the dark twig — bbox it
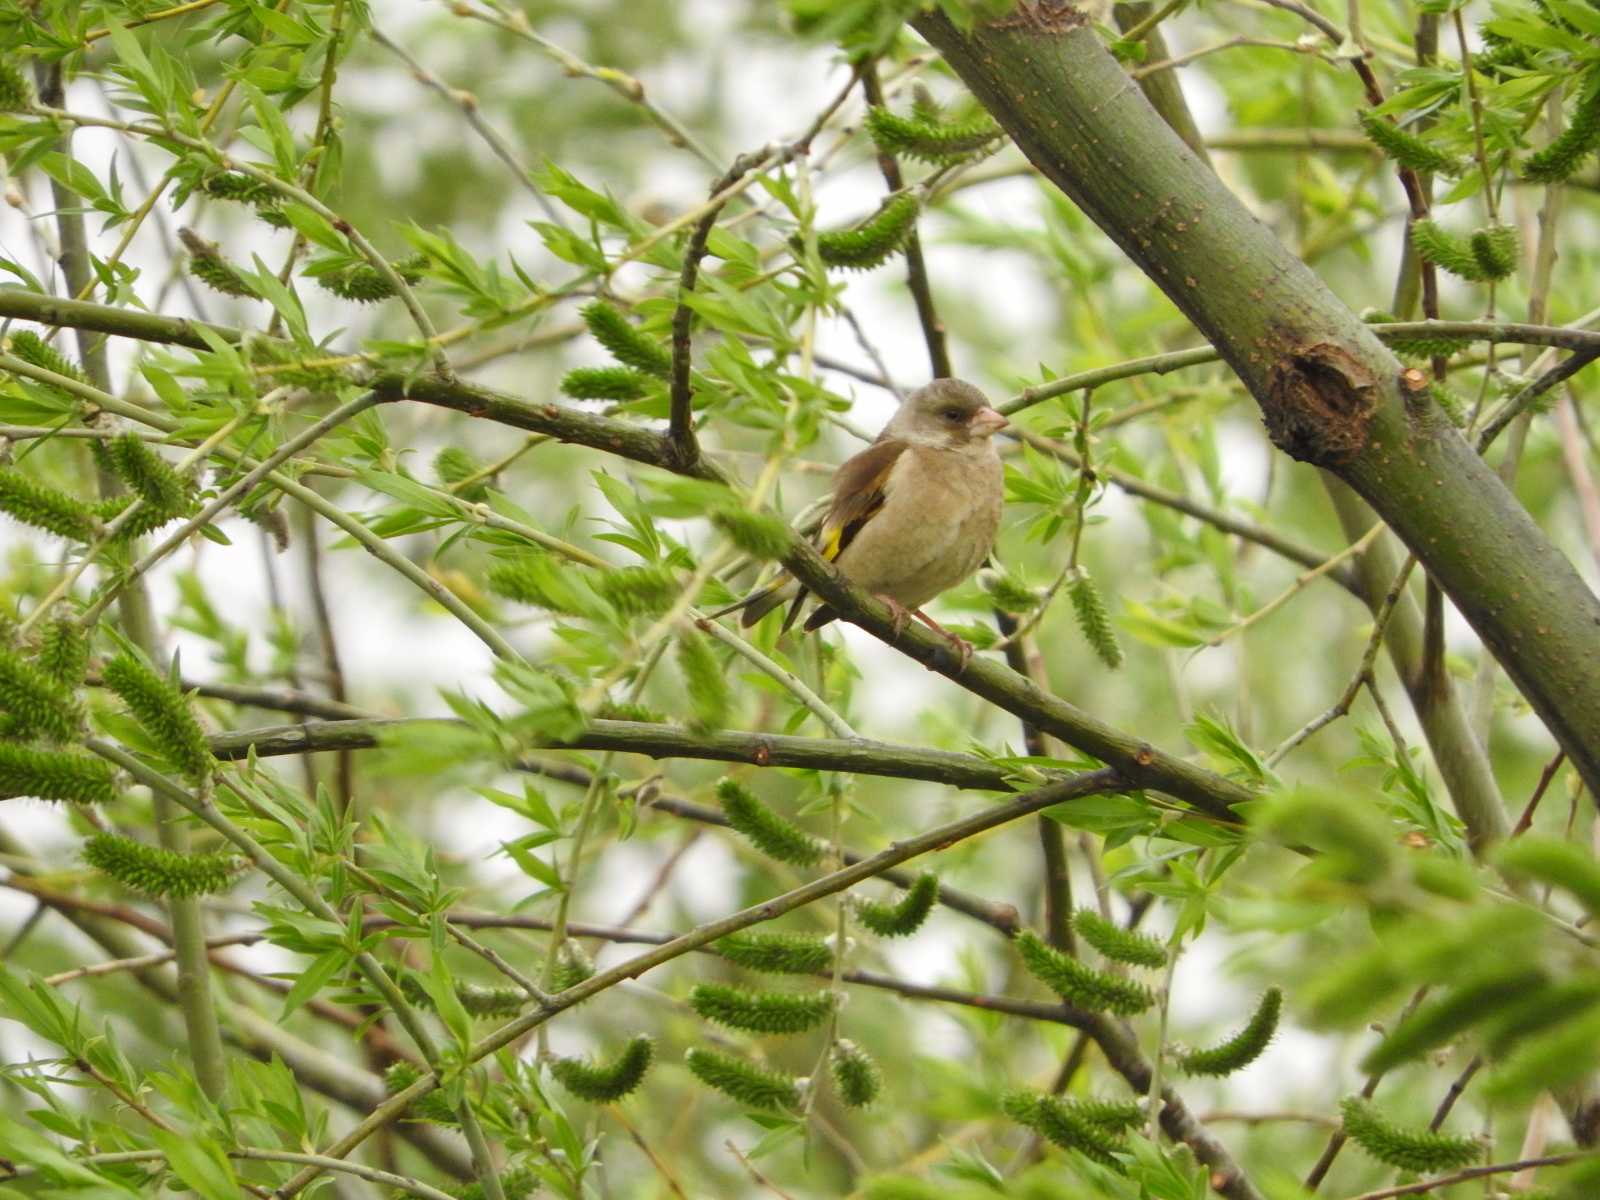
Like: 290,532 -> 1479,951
1477,348 -> 1600,452
300,503 -> 354,810
1304,988 -> 1429,1191
861,63 -> 952,379
1512,751 -> 1567,836
1428,1056 -> 1482,1132
1342,1152 -> 1593,1200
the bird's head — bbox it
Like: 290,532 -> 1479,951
882,379 -> 1009,449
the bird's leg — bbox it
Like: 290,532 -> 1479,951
874,593 -> 913,641
911,608 -> 975,673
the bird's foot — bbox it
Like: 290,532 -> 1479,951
911,608 -> 975,673
874,593 -> 913,641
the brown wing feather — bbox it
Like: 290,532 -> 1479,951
785,439 -> 908,633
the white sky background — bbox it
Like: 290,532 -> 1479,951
4,0 -> 1569,1159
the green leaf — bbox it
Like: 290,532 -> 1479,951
148,1130 -> 244,1200
277,948 -> 347,1021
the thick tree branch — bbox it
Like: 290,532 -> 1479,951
913,5 -> 1600,801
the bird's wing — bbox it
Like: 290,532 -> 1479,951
781,439 -> 909,632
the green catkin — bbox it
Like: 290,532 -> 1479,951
863,106 -> 1003,164
433,446 -> 489,501
714,930 -> 833,974
246,339 -> 348,390
550,1036 -> 655,1102
1071,910 -> 1166,968
1073,1098 -> 1146,1132
595,699 -> 668,723
1430,382 -> 1468,427
684,1047 -> 800,1111
1469,224 -> 1520,281
580,302 -> 672,378
1489,1005 -> 1600,1101
101,652 -> 213,782
1365,311 -> 1471,361
717,778 -> 824,867
1495,837 -> 1600,917
82,833 -> 243,898
592,565 -> 679,617
107,433 -> 191,517
313,255 -> 426,303
688,984 -> 836,1034
1014,929 -> 1156,1015
711,507 -> 793,560
980,570 -> 1040,613
1357,110 -> 1465,177
0,470 -> 98,542
1362,972 -> 1542,1074
179,228 -> 253,298
0,647 -> 83,742
197,172 -> 289,227
35,619 -> 88,689
7,330 -> 85,383
1412,220 -> 1515,283
1001,1092 -> 1127,1171
1178,987 -> 1283,1077
452,1166 -> 538,1200
485,554 -> 610,618
856,873 -> 937,937
1483,977 -> 1600,1059
561,365 -> 654,401
861,1180 -> 943,1200
1339,1097 -> 1478,1173
676,628 -> 730,733
95,494 -> 185,541
399,973 -> 527,1018
1524,82 -> 1600,183
0,744 -> 118,804
1068,570 -> 1123,669
383,1062 -> 458,1124
810,192 -> 920,270
550,941 -> 594,991
831,1039 -> 881,1107
0,60 -> 32,111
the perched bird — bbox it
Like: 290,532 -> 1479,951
723,378 -> 1008,664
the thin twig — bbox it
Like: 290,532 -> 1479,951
1340,1152 -> 1593,1200
861,63 -> 951,379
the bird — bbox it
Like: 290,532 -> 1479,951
718,378 -> 1008,666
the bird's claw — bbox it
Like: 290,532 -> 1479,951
875,594 -> 913,641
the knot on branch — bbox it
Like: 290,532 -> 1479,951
1263,340 -> 1378,467
989,1 -> 1090,31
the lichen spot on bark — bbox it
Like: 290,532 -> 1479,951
1263,340 -> 1378,467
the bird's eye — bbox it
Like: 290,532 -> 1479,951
941,407 -> 964,421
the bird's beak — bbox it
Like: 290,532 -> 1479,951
971,407 -> 1009,438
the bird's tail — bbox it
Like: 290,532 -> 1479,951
704,576 -> 799,627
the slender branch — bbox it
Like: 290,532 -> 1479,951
1476,348 -> 1600,452
369,25 -> 564,224
861,63 -> 952,379
1428,1056 -> 1482,1132
667,157 -> 758,470
1512,751 -> 1567,837
204,715 -> 1061,794
1340,1153 -> 1593,1200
